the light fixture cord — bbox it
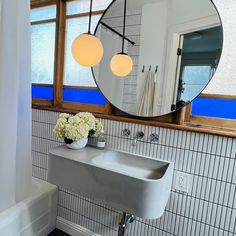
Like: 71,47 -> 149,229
88,0 -> 93,34
122,0 -> 127,53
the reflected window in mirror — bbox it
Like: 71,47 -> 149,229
177,65 -> 212,106
176,26 -> 223,109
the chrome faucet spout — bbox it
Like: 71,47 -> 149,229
132,137 -> 138,146
132,131 -> 144,146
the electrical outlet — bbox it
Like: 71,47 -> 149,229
174,171 -> 192,194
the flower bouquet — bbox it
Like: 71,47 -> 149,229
54,112 -> 103,150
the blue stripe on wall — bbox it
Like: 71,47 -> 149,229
63,88 -> 106,105
32,85 -> 53,100
192,97 -> 236,119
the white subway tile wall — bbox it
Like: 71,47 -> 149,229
103,8 -> 142,114
32,109 -> 236,236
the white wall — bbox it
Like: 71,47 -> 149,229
204,0 -> 236,95
168,0 -> 218,25
32,109 -> 236,236
138,2 -> 168,69
137,1 -> 168,113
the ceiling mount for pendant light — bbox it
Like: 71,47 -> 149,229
72,0 -> 103,67
110,0 -> 133,77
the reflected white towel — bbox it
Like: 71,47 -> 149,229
138,71 -> 157,116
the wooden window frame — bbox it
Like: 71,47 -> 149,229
31,0 -> 111,114
31,0 -> 236,138
180,94 -> 236,130
31,1 -> 57,107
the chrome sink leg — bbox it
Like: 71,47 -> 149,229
118,212 -> 135,236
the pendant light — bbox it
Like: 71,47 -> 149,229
110,0 -> 133,77
72,0 -> 104,67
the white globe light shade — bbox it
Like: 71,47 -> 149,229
110,53 -> 133,77
72,33 -> 104,67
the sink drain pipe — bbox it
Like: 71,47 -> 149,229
118,212 -> 135,236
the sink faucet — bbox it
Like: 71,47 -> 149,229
132,131 -> 144,146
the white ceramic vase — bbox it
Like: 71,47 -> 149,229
66,137 -> 88,150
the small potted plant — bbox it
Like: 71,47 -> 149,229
54,112 -> 103,150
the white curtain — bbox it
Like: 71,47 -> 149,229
0,0 -> 32,211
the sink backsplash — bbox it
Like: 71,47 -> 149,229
32,109 -> 236,236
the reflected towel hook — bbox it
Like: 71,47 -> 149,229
142,65 -> 158,73
155,65 -> 158,73
142,66 -> 145,73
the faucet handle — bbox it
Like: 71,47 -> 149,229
135,131 -> 144,139
122,128 -> 131,137
150,133 -> 159,143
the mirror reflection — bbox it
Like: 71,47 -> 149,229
93,0 -> 223,117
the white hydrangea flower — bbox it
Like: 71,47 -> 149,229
54,117 -> 68,139
93,120 -> 103,137
59,113 -> 70,119
68,115 -> 83,126
54,112 -> 104,142
76,112 -> 96,131
64,116 -> 90,141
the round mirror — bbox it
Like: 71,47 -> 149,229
93,0 -> 223,117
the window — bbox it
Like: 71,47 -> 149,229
179,65 -> 212,102
192,96 -> 236,120
31,0 -> 111,113
64,16 -> 99,87
31,1 -> 235,135
66,0 -> 111,15
63,5 -> 106,107
184,94 -> 236,129
178,64 -> 236,130
176,25 -> 236,131
31,5 -> 56,104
